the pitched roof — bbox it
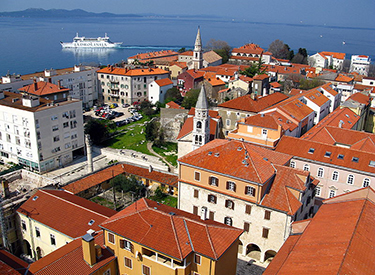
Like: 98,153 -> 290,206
319,51 -> 346,60
276,136 -> 375,174
218,92 -> 288,113
166,101 -> 184,109
155,78 -> 173,87
178,139 -> 291,184
347,92 -> 371,105
187,108 -> 219,117
335,74 -> 354,83
176,116 -> 218,140
18,81 -> 69,96
63,163 -> 178,194
97,67 -> 169,76
264,187 -> 375,275
253,74 -> 269,80
203,50 -> 222,63
242,114 -> 280,130
232,43 -> 272,55
29,232 -> 116,275
270,82 -> 281,88
100,198 -> 242,261
128,50 -> 178,61
0,249 -> 28,275
196,85 -> 208,109
184,69 -> 205,79
17,190 -> 116,238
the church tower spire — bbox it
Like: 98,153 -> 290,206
192,26 -> 203,70
192,85 -> 210,151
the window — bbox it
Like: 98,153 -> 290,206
108,232 -> 115,244
303,164 -> 310,171
21,220 -> 26,231
51,115 -> 58,121
262,129 -> 268,136
226,181 -> 236,191
224,217 -> 232,226
308,148 -> 315,154
347,174 -> 354,185
53,136 -> 60,142
120,239 -> 132,251
315,186 -> 321,196
50,234 -> 56,246
332,171 -> 339,181
194,172 -> 200,181
226,119 -> 231,127
329,189 -> 336,198
290,161 -> 296,168
324,151 -> 332,158
245,205 -> 252,215
193,189 -> 199,198
209,211 -> 215,220
262,228 -> 269,238
225,200 -> 234,210
35,227 -> 40,238
194,254 -> 201,265
63,122 -> 69,128
245,186 -> 256,197
124,257 -> 132,269
208,195 -> 217,204
317,167 -> 324,178
244,222 -> 250,232
142,265 -> 151,275
337,154 -> 344,160
103,269 -> 111,275
209,176 -> 218,187
363,178 -> 370,187
52,125 -> 59,131
193,206 -> 198,215
264,210 -> 271,220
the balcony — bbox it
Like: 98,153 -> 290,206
142,248 -> 186,269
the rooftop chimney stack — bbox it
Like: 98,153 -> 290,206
82,233 -> 96,266
33,79 -> 38,91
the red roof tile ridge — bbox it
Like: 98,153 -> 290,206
204,224 -> 218,260
40,190 -> 111,219
324,127 -> 336,143
352,136 -> 375,150
243,143 -> 263,183
337,199 -> 367,274
169,216 -> 184,260
284,187 -> 295,215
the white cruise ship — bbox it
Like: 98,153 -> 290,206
60,33 -> 122,48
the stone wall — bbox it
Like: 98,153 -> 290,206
160,108 -> 188,141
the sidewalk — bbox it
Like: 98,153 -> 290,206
147,142 -> 176,174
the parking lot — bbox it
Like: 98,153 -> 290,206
84,105 -> 143,125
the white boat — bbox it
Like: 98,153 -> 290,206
60,33 -> 122,48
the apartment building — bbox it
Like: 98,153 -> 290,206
178,139 -> 317,263
229,44 -> 273,64
97,66 -> 170,105
17,189 -> 116,260
100,198 -> 242,275
1,65 -> 99,108
350,55 -> 371,76
0,90 -> 84,173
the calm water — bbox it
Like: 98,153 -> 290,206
1,16 -> 374,76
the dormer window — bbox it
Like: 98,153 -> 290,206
324,151 -> 331,158
352,157 -> 359,163
337,154 -> 344,160
308,148 -> 315,154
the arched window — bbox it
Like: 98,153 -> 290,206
209,176 -> 219,187
332,171 -> 339,181
224,217 -> 232,226
363,178 -> 370,187
226,181 -> 236,192
245,186 -> 256,197
208,195 -> 217,204
303,164 -> 310,171
317,167 -> 324,178
196,121 -> 202,129
290,161 -> 296,168
225,200 -> 234,210
347,174 -> 354,185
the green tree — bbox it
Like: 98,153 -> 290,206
206,39 -> 232,63
181,88 -> 200,109
145,119 -> 160,141
84,118 -> 110,145
239,57 -> 266,77
165,87 -> 183,103
178,47 -> 186,53
291,48 -> 308,64
111,174 -> 145,195
299,78 -> 325,90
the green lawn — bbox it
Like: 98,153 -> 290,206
152,142 -> 178,166
149,195 -> 177,208
102,117 -> 152,155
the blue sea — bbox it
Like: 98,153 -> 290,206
0,16 -> 374,76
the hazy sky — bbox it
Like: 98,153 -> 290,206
2,0 -> 375,28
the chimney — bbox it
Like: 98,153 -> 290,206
1,179 -> 10,198
33,79 -> 38,91
58,80 -> 62,89
82,233 -> 96,266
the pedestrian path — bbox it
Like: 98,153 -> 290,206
147,142 -> 176,174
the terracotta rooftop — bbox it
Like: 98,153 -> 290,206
154,78 -> 173,87
97,66 -> 169,76
270,82 -> 281,88
187,107 -> 219,117
17,189 -> 116,238
184,69 -> 205,79
100,198 -> 242,261
18,81 -> 69,96
29,232 -> 116,275
179,50 -> 193,56
218,92 -> 288,113
232,43 -> 272,55
347,92 -> 371,105
335,74 -> 354,83
178,139 -> 291,184
170,61 -> 188,69
319,51 -> 346,60
63,163 -> 178,195
128,50 -> 178,61
319,82 -> 338,96
302,107 -> 360,139
176,116 -> 218,140
20,66 -> 96,81
242,113 -> 280,130
166,101 -> 184,109
264,187 -> 375,275
0,249 -> 28,275
276,136 -> 375,174
253,74 -> 269,80
203,50 -> 222,63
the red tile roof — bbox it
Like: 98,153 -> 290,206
187,107 -> 219,117
185,69 -> 205,79
264,187 -> 375,275
276,136 -> 375,174
179,51 -> 193,56
170,61 -> 188,69
319,51 -> 346,60
319,82 -> 338,96
0,249 -> 28,275
243,114 -> 280,130
17,189 -> 116,238
97,67 -> 169,76
218,92 -> 288,113
128,50 -> 178,61
232,43 -> 272,55
253,74 -> 269,80
176,116 -> 218,140
155,78 -> 173,87
166,101 -> 184,109
100,198 -> 242,261
178,139 -> 291,184
335,74 -> 354,83
29,232 -> 116,275
347,92 -> 371,105
270,82 -> 281,88
63,163 -> 178,195
18,81 -> 69,96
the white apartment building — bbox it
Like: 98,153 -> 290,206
148,78 -> 173,104
0,65 -> 99,109
0,91 -> 84,173
350,55 -> 371,76
97,66 -> 170,105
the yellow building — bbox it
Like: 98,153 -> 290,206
17,189 -> 116,260
100,198 -> 243,275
